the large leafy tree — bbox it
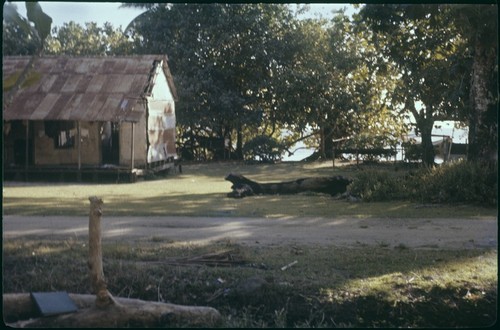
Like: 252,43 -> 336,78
346,12 -> 408,157
272,17 -> 340,158
276,11 -> 406,160
125,3 -> 297,160
361,4 -> 471,165
44,21 -> 136,55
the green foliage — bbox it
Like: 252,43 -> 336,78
3,3 -> 496,164
409,161 -> 498,206
243,135 -> 284,163
44,22 -> 135,55
3,1 -> 52,49
348,170 -> 406,202
3,16 -> 39,55
360,4 -> 471,165
401,140 -> 424,162
126,3 -> 299,160
349,161 -> 497,206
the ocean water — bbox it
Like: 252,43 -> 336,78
281,121 -> 468,162
283,146 -> 314,162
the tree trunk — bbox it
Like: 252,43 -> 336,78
407,98 -> 435,165
225,173 -> 352,198
319,126 -> 326,159
323,125 -> 334,159
468,29 -> 498,163
235,122 -> 244,160
418,115 -> 435,166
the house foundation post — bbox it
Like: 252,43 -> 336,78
24,120 -> 29,181
130,122 -> 135,182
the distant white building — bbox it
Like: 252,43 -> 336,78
404,121 -> 468,163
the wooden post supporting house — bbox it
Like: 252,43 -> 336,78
130,122 -> 135,182
24,120 -> 29,181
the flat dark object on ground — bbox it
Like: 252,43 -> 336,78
30,291 -> 78,316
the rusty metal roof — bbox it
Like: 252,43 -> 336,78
2,55 -> 178,122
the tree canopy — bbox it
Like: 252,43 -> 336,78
360,4 -> 472,164
3,2 -> 497,164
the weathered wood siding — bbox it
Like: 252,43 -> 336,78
33,121 -> 101,165
119,113 -> 147,167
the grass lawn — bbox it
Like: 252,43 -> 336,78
2,161 -> 496,218
3,238 -> 497,327
2,161 -> 497,327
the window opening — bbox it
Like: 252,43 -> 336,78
45,121 -> 76,149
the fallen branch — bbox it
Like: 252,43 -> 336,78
139,249 -> 246,267
225,173 -> 352,198
281,260 -> 298,271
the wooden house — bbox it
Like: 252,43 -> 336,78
3,55 -> 178,182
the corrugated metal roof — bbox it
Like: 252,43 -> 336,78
2,55 -> 177,122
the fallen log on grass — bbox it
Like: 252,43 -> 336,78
225,173 -> 352,198
3,293 -> 222,328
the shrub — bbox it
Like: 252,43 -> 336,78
402,140 -> 424,162
409,160 -> 498,206
348,170 -> 407,202
348,160 -> 497,206
243,135 -> 284,163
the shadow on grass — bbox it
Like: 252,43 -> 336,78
3,191 -> 496,219
2,236 -> 497,327
177,161 -> 360,181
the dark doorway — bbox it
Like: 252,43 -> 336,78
101,122 -> 119,164
10,121 -> 34,166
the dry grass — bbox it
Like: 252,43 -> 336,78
2,238 -> 497,327
2,161 -> 496,218
2,161 -> 497,327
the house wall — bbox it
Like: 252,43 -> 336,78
146,65 -> 176,163
119,114 -> 147,167
33,121 -> 101,165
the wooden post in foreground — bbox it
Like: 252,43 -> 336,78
2,198 -> 222,327
88,196 -> 116,308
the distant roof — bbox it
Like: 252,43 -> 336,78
2,55 -> 178,122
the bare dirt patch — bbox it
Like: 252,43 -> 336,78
3,215 -> 497,249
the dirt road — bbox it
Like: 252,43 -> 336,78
2,215 -> 497,249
